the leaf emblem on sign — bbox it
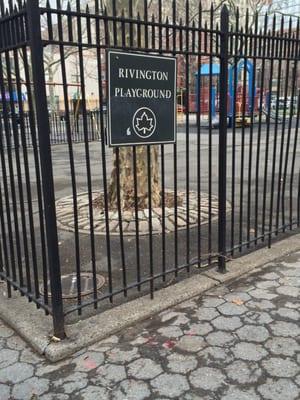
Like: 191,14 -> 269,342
136,111 -> 154,135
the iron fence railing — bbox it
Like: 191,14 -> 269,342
0,0 -> 299,338
0,111 -> 103,146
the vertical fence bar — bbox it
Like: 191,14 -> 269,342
268,17 -> 284,247
76,0 -> 90,312
128,0 -> 141,290
275,20 -> 292,235
56,0 -> 82,307
22,39 -> 49,306
246,14 -> 258,247
185,0 -> 190,271
158,0 -> 166,284
172,0 -> 178,278
262,17 -> 276,239
196,2 -> 202,263
0,179 -> 11,297
26,0 -> 65,338
218,5 -> 229,273
280,21 -> 297,232
284,22 -> 300,230
298,168 -> 300,227
0,53 -> 21,287
147,145 -> 154,298
96,3 -> 113,301
0,63 -> 16,296
208,5 -> 213,263
4,47 -> 30,288
290,90 -> 300,228
230,8 -> 239,255
239,11 -> 249,251
14,42 -> 40,298
0,183 -> 8,284
254,14 -> 268,244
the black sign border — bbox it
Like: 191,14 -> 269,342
107,49 -> 177,147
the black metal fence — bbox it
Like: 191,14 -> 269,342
0,0 -> 299,337
1,111 -> 103,146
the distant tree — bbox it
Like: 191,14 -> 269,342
40,1 -> 83,112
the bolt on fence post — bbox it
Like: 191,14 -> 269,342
218,5 -> 229,273
26,0 -> 65,338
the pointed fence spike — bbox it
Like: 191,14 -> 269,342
112,0 -> 117,16
8,0 -> 13,13
280,14 -> 284,32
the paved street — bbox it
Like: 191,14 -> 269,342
0,252 -> 300,400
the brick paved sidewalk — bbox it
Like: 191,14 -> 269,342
0,252 -> 300,400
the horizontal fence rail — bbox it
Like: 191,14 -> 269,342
0,0 -> 299,337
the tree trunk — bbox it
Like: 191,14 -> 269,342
48,46 -> 57,112
108,146 -> 161,210
105,0 -> 161,211
48,68 -> 56,112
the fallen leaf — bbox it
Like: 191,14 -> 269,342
185,330 -> 196,336
49,335 -> 61,343
83,357 -> 97,370
231,298 -> 244,305
145,336 -> 158,345
162,340 -> 176,349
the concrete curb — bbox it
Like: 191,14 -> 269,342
0,293 -> 53,356
204,233 -> 300,283
1,233 -> 300,362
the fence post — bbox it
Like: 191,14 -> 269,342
26,0 -> 65,338
218,5 -> 229,273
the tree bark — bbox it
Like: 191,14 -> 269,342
105,0 -> 161,211
48,48 -> 57,112
108,146 -> 161,210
